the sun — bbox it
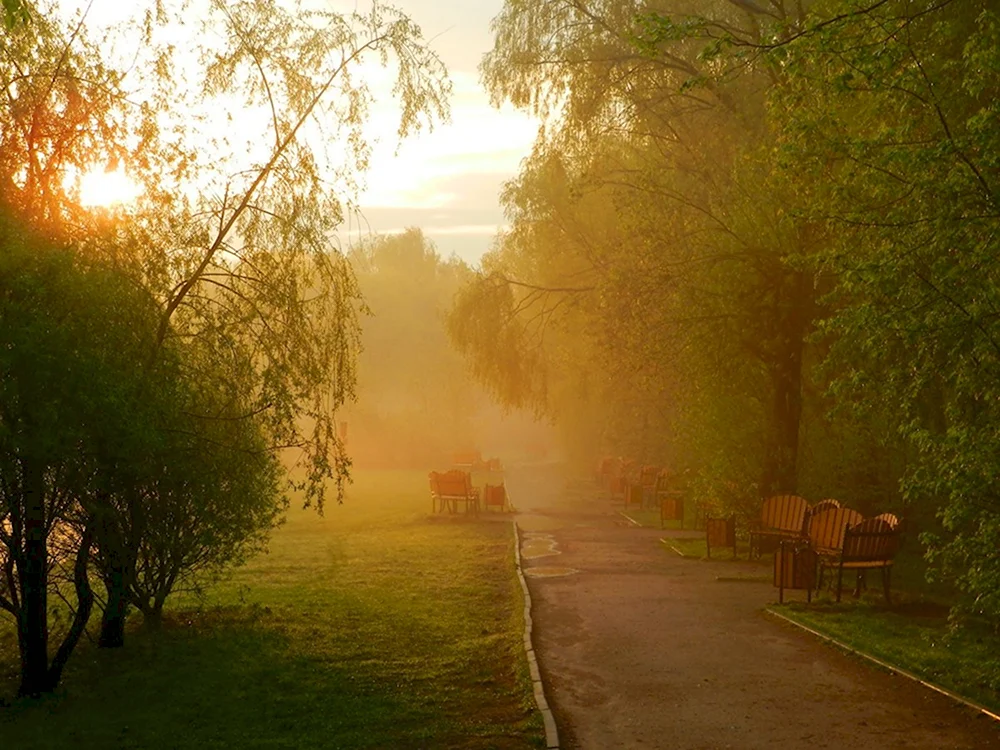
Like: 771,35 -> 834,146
77,168 -> 141,208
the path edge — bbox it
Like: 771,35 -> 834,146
512,517 -> 560,749
766,607 -> 1000,723
617,509 -> 641,527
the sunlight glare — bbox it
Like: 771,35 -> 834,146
78,168 -> 141,208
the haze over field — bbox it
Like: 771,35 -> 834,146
3,2 -> 1000,741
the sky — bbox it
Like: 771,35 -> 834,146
345,0 -> 538,266
60,0 -> 539,267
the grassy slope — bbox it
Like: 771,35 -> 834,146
0,469 -> 544,749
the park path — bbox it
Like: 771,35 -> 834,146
507,462 -> 1000,750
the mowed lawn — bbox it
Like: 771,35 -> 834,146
0,470 -> 544,749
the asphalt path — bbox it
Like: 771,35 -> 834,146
509,462 -> 1000,750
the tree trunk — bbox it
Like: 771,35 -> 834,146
759,270 -> 811,498
47,527 -> 94,689
141,604 -> 163,631
99,564 -> 130,648
16,456 -> 49,698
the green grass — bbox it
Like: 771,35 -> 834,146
660,536 -> 762,563
0,470 -> 544,749
775,597 -> 1000,715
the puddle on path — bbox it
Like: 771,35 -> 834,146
521,533 -> 560,560
524,566 -> 579,578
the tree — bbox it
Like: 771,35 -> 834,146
767,0 -> 1000,622
0,209 -> 161,696
452,0 -> 824,499
2,0 -> 28,30
92,362 -> 284,637
1,0 -> 452,689
124,0 -> 451,506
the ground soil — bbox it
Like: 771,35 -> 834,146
508,463 -> 1000,750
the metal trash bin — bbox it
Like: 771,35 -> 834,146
705,516 -> 736,559
660,494 -> 684,528
774,539 -> 816,604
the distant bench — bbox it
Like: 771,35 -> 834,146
428,470 -> 480,514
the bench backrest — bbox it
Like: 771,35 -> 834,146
621,458 -> 638,480
873,512 -> 900,530
429,470 -> 473,498
759,495 -> 810,533
842,518 -> 899,562
807,507 -> 864,551
811,498 -> 842,515
640,465 -> 660,487
453,451 -> 481,467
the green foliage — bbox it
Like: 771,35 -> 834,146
1,0 -> 28,30
459,1 -> 822,496
769,0 -> 1000,624
461,0 -> 1000,631
0,207 -> 165,693
0,0 -> 453,692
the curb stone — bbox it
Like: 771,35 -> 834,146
510,487 -> 560,749
617,510 -> 641,527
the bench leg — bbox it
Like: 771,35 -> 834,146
883,567 -> 892,605
836,563 -> 844,603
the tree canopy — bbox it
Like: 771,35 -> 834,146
452,0 -> 1000,623
0,0 -> 451,694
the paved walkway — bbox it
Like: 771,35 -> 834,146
508,463 -> 1000,750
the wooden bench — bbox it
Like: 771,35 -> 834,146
827,518 -> 900,603
807,498 -> 841,522
453,450 -> 483,470
806,506 -> 863,590
429,470 -> 480,514
807,506 -> 863,557
748,495 -> 810,558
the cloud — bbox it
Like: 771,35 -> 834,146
337,170 -> 519,264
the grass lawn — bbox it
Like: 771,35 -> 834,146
0,469 -> 544,749
773,597 -> 1000,715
